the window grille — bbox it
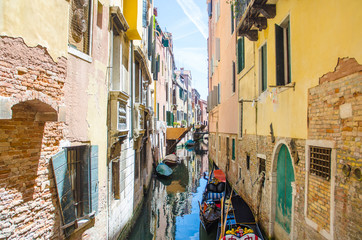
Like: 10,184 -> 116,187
69,0 -> 91,54
310,146 -> 331,180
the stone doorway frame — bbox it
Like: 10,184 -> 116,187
269,139 -> 297,240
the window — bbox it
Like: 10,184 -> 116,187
259,157 -> 266,174
226,137 -> 230,158
219,136 -> 221,151
117,100 -> 127,131
112,160 -> 120,199
239,102 -> 243,137
157,103 -> 159,121
68,0 -> 92,55
260,43 -> 267,92
51,145 -> 98,235
237,37 -> 245,73
232,138 -> 235,160
208,0 -> 213,18
216,38 -> 221,62
163,105 -> 165,121
310,146 -> 331,180
275,17 -> 291,86
231,4 -> 234,34
232,61 -> 236,93
217,83 -> 221,104
142,0 -> 148,27
166,83 -> 169,101
135,61 -> 141,103
97,1 -> 103,28
246,153 -> 250,170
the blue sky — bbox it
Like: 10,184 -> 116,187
154,0 -> 208,100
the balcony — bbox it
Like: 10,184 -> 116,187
236,0 -> 276,41
134,103 -> 146,139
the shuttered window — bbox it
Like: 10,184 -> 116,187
260,44 -> 267,92
232,138 -> 235,160
217,83 -> 221,104
52,145 -> 98,236
231,4 -> 234,34
68,0 -> 92,55
216,38 -> 221,62
232,61 -> 236,93
275,18 -> 291,86
237,37 -> 245,73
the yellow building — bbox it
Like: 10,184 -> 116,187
209,0 -> 362,239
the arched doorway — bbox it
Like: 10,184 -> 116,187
275,144 -> 295,234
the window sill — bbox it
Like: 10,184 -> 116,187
68,45 -> 92,63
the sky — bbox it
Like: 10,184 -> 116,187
154,0 -> 209,100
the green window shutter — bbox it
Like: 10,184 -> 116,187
237,37 -> 245,73
275,24 -> 285,86
261,44 -> 267,92
52,150 -> 76,231
90,145 -> 99,214
232,139 -> 235,160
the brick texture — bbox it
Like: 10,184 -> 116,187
308,58 -> 362,240
0,36 -> 66,239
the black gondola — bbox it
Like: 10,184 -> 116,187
199,169 -> 226,233
217,195 -> 265,240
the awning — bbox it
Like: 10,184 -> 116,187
123,0 -> 142,40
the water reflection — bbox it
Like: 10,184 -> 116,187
127,142 -> 216,240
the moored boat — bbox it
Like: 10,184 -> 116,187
155,162 -> 173,178
217,195 -> 265,240
162,154 -> 180,166
199,169 -> 226,233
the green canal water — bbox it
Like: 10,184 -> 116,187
127,143 -> 217,240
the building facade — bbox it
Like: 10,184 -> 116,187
0,0 -> 156,239
208,0 -> 362,240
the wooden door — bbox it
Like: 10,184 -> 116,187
276,144 -> 294,234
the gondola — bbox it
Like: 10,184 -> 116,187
199,169 -> 226,233
217,195 -> 265,240
162,154 -> 180,167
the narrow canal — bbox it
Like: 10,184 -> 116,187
126,142 -> 217,240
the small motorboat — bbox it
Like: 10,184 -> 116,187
155,162 -> 173,178
162,154 -> 180,167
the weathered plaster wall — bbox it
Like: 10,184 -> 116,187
0,0 -> 69,61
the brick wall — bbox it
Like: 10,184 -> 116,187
0,36 -> 66,239
308,57 -> 362,240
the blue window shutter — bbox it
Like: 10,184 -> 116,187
51,150 -> 76,227
90,145 -> 99,214
80,146 -> 91,215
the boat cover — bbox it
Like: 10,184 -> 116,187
231,195 -> 256,224
156,162 -> 173,176
213,169 -> 226,182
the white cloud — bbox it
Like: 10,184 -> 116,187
173,29 -> 200,41
176,0 -> 208,39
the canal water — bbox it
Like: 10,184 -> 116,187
127,142 -> 217,240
